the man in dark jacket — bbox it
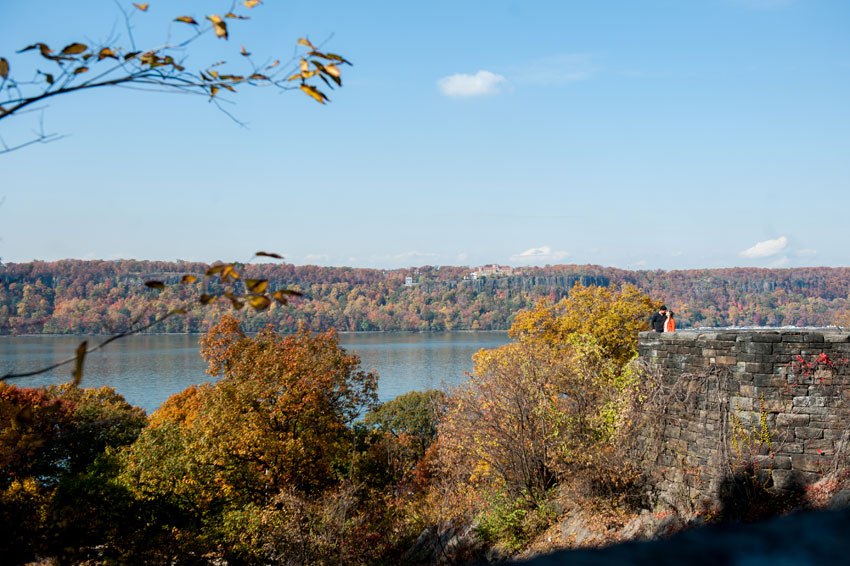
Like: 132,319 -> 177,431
650,306 -> 668,332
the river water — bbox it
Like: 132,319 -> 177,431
0,332 -> 509,413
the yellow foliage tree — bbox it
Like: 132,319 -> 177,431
509,283 -> 661,367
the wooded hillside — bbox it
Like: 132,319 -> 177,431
1,260 -> 848,334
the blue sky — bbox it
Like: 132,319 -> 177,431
2,0 -> 849,270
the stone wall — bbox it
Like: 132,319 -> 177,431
637,329 -> 850,509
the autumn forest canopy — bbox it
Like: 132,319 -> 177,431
2,259 -> 850,335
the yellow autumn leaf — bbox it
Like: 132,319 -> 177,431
97,47 -> 118,60
297,38 -> 314,49
245,279 -> 269,293
181,275 -> 198,284
207,14 -> 228,39
324,63 -> 341,78
0,58 -> 8,80
133,3 -> 149,11
240,45 -> 250,56
300,84 -> 327,104
175,16 -> 198,24
247,295 -> 271,311
221,264 -> 240,280
61,43 -> 88,55
73,66 -> 90,74
243,0 -> 262,7
144,281 -> 165,290
199,294 -> 218,305
300,58 -> 309,73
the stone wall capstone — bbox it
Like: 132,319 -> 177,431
636,329 -> 850,509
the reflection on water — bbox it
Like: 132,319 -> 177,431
0,332 -> 509,414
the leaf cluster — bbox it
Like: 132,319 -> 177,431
1,2 -> 351,153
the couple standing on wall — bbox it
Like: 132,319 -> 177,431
650,305 -> 676,332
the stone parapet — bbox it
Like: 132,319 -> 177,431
637,329 -> 850,509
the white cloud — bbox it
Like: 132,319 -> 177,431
437,70 -> 507,98
740,236 -> 788,258
795,249 -> 817,257
509,245 -> 569,264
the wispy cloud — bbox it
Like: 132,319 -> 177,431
437,70 -> 507,98
740,236 -> 788,258
509,245 -> 569,264
510,53 -> 597,85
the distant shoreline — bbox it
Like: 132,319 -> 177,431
0,329 -> 511,338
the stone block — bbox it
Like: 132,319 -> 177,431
796,407 -> 830,416
771,469 -> 799,490
752,374 -> 779,387
779,442 -> 804,454
744,342 -> 773,354
795,427 -> 824,440
776,412 -> 810,427
793,396 -> 827,407
804,439 -> 835,454
747,362 -> 774,374
716,356 -> 737,365
771,455 -> 792,469
761,399 -> 788,412
751,333 -> 782,343
824,429 -> 847,441
825,333 -> 850,343
791,454 -> 827,474
782,334 -> 807,342
730,396 -> 753,411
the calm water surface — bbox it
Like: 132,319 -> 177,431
0,332 -> 509,413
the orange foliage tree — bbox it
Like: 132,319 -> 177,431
116,315 -> 381,563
